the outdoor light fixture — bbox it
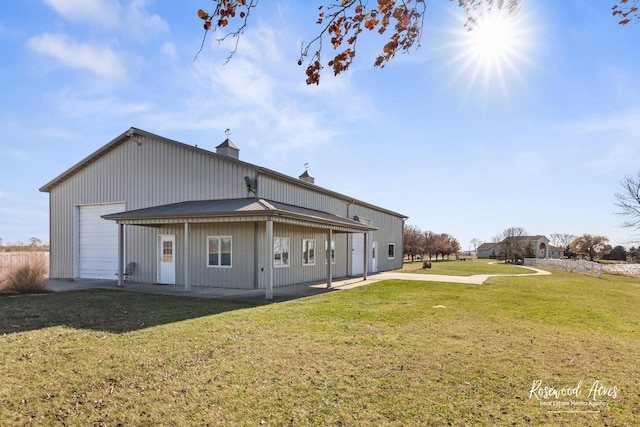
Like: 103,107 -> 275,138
125,128 -> 142,146
244,176 -> 257,193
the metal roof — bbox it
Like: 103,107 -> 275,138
102,198 -> 378,233
216,138 -> 239,150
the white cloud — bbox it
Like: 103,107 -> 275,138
41,0 -> 168,40
179,23 -> 373,154
162,42 -> 177,60
27,33 -> 127,80
122,0 -> 169,40
42,0 -> 121,28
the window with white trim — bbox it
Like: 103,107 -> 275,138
388,243 -> 396,259
325,240 -> 335,264
302,239 -> 315,266
274,237 -> 290,267
208,236 -> 232,268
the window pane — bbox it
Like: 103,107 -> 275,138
331,241 -> 335,264
221,237 -> 232,266
208,237 -> 219,266
303,239 -> 315,265
388,243 -> 395,259
163,241 -> 173,262
282,238 -> 289,266
274,239 -> 282,266
325,240 -> 335,264
274,237 -> 290,267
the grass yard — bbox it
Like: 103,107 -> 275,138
1,270 -> 639,425
401,259 -> 532,276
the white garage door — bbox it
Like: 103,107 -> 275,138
79,203 -> 124,279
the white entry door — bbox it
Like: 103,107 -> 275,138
351,233 -> 364,276
371,241 -> 378,273
158,234 -> 176,285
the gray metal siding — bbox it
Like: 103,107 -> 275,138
349,205 -> 405,273
258,175 -> 349,216
47,135 -> 257,279
46,132 -> 405,285
187,223 -> 255,289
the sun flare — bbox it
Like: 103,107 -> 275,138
448,5 -> 534,100
468,11 -> 516,64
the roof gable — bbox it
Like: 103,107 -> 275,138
38,127 -> 246,192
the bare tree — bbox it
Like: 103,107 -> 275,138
470,238 -> 482,254
498,227 -> 527,263
614,173 -> 640,240
549,233 -> 575,254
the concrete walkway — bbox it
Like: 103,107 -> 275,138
44,266 -> 551,303
377,265 -> 551,285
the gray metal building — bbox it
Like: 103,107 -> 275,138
40,128 -> 407,297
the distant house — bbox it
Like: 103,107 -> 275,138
40,128 -> 407,297
477,235 -> 563,259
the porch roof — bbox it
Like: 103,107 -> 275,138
102,198 -> 377,233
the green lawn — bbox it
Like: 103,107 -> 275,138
400,259 -> 533,276
1,270 -> 639,425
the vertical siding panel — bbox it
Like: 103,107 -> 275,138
185,222 -> 254,289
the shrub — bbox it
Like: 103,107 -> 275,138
1,257 -> 49,294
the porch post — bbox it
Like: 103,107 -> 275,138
117,223 -> 124,287
266,219 -> 274,300
326,229 -> 333,288
363,232 -> 368,281
184,222 -> 190,292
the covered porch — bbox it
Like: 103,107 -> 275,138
103,198 -> 377,299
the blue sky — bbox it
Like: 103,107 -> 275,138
1,0 -> 639,250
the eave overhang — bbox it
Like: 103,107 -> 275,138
102,198 -> 377,234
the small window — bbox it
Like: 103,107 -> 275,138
388,243 -> 395,259
274,237 -> 290,268
325,240 -> 335,264
162,240 -> 173,262
208,236 -> 232,268
302,239 -> 315,266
